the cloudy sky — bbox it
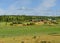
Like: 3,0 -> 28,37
0,0 -> 60,16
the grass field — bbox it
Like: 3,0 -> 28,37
0,22 -> 60,43
0,23 -> 60,37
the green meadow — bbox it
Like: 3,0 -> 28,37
0,22 -> 60,37
0,16 -> 60,43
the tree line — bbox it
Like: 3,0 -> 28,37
0,15 -> 60,22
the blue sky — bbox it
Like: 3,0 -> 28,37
0,0 -> 60,16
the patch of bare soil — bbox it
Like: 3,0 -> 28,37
0,35 -> 60,43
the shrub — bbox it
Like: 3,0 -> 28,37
10,21 -> 22,25
48,41 -> 51,43
21,41 -> 24,43
10,23 -> 13,26
51,20 -> 58,24
40,41 -> 47,43
44,21 -> 47,24
33,36 -> 36,39
23,22 -> 35,26
17,21 -> 22,24
53,22 -> 58,24
30,22 -> 35,25
23,23 -> 27,26
13,37 -> 15,40
27,23 -> 30,25
12,21 -> 17,24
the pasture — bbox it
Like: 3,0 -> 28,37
0,22 -> 60,43
0,22 -> 60,37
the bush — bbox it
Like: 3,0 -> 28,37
48,41 -> 51,43
44,22 -> 47,24
23,22 -> 35,26
11,21 -> 22,24
27,23 -> 30,25
23,23 -> 27,26
51,21 -> 58,24
51,20 -> 58,24
40,41 -> 47,43
12,21 -> 17,24
33,36 -> 36,39
30,22 -> 35,25
21,41 -> 24,43
10,23 -> 13,26
17,21 -> 22,24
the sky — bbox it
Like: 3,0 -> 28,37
0,0 -> 60,16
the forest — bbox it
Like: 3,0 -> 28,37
0,15 -> 60,22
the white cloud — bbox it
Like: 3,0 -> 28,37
37,0 -> 56,10
8,0 -> 31,10
0,0 -> 59,16
5,0 -> 32,15
33,0 -> 57,16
